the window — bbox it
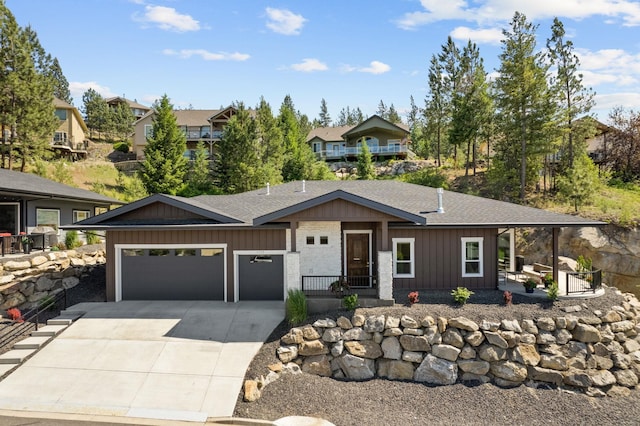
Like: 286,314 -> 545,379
175,249 -> 196,256
53,132 -> 67,143
72,210 -> 90,223
306,236 -> 315,245
36,208 -> 60,233
149,249 -> 170,256
462,237 -> 484,277
123,249 -> 144,257
144,124 -> 153,138
392,238 -> 414,278
320,236 -> 328,245
54,109 -> 67,120
95,207 -> 108,216
201,248 -> 223,256
312,142 -> 322,153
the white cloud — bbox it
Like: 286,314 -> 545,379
450,26 -> 503,45
577,48 -> 640,87
163,49 -> 250,61
265,7 -> 306,35
593,92 -> 640,112
360,61 -> 391,74
135,5 -> 200,32
396,0 -> 640,29
291,58 -> 328,72
69,81 -> 117,101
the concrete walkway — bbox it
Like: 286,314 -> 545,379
0,301 -> 284,423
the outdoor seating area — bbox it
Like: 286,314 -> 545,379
499,266 -> 604,299
0,233 -> 48,257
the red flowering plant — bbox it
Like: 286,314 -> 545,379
408,291 -> 420,305
7,307 -> 23,323
503,290 -> 513,306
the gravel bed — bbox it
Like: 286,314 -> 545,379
234,287 -> 640,425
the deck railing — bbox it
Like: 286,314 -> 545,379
302,275 -> 378,297
566,270 -> 602,294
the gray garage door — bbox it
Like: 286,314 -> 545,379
238,254 -> 284,300
121,248 -> 225,300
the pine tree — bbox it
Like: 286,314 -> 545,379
181,141 -> 215,196
49,58 -> 72,104
139,95 -> 187,195
318,98 -> 331,127
376,100 -> 388,119
557,153 -> 601,211
387,104 -> 401,123
492,12 -> 556,202
424,55 -> 447,167
255,96 -> 284,184
82,89 -> 110,138
357,139 -> 375,180
110,102 -> 135,142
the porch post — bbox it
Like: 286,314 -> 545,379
378,251 -> 393,300
380,220 -> 389,251
290,220 -> 297,252
552,227 -> 559,283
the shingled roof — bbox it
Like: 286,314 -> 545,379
0,168 -> 122,205
74,180 -> 604,229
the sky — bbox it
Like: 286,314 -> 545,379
5,0 -> 640,124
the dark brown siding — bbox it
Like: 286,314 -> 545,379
105,229 -> 286,301
389,228 -> 497,291
111,202 -> 204,222
280,199 -> 401,222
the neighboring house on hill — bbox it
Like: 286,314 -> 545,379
105,97 -> 151,121
307,115 -> 411,161
586,119 -> 614,166
0,168 -> 122,254
69,180 -> 602,303
52,98 -> 89,160
132,106 -> 238,160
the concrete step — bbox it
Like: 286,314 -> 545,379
13,335 -> 51,350
30,324 -> 67,337
0,348 -> 36,364
0,364 -> 17,377
48,311 -> 85,325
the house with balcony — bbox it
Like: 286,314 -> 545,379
52,98 -> 88,160
106,97 -> 151,121
132,106 -> 239,160
307,115 -> 411,161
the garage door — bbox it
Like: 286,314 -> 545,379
238,254 -> 284,300
121,248 -> 225,300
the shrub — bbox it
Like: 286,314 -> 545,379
577,255 -> 593,272
113,141 -> 130,153
402,167 -> 449,189
503,290 -> 512,306
547,281 -> 559,301
451,287 -> 474,305
408,291 -> 420,305
285,289 -> 307,325
7,307 -> 23,322
85,231 -> 101,245
342,294 -> 358,311
65,230 -> 82,249
523,278 -> 538,290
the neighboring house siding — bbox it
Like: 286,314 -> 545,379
105,228 -> 286,301
297,221 -> 341,277
26,199 -> 100,237
389,227 -> 497,290
133,115 -> 153,159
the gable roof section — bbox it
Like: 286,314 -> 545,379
76,193 -> 241,226
54,97 -> 88,132
306,125 -> 353,143
343,115 -> 409,139
0,168 -> 121,205
105,96 -> 151,111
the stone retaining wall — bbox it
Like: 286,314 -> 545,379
0,246 -> 105,311
276,293 -> 640,397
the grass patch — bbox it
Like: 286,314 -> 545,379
285,289 -> 307,325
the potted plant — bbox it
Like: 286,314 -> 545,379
21,236 -> 33,254
523,278 -> 538,293
329,278 -> 350,298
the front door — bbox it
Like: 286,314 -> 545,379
346,232 -> 371,287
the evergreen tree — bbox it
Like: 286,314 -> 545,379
408,95 -> 428,158
181,141 -> 215,196
110,102 -> 135,142
318,98 -> 331,127
376,100 -> 388,119
491,12 -> 556,202
357,139 -> 375,180
557,153 -> 601,212
424,54 -> 447,167
387,104 -> 401,123
279,96 -> 312,181
82,88 -> 110,138
49,58 -> 71,104
255,96 -> 284,184
139,95 -> 187,195
546,17 -> 595,170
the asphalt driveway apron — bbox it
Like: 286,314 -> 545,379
0,301 -> 284,423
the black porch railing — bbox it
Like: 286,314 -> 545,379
566,270 -> 602,294
1,234 -> 46,257
0,289 -> 67,350
302,275 -> 378,298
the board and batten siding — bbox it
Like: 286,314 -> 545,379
389,228 -> 498,290
106,228 -> 286,301
114,202 -> 205,221
279,199 -> 400,223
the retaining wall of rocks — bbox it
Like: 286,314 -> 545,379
0,246 -> 105,311
276,293 -> 640,397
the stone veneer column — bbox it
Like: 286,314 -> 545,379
378,251 -> 393,300
286,251 -> 301,292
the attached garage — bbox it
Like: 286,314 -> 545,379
235,252 -> 285,301
117,245 -> 226,301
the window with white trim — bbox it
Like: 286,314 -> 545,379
36,208 -> 60,234
392,238 -> 414,278
72,210 -> 90,223
461,237 -> 483,277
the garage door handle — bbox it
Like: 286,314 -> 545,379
353,257 -> 360,261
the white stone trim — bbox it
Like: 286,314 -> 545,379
378,251 -> 393,300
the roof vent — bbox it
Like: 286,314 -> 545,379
437,188 -> 445,214
302,180 -> 306,193
266,183 -> 270,195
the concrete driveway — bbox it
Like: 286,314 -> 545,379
0,301 -> 284,423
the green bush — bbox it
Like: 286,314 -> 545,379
401,167 -> 449,189
285,289 -> 307,325
64,230 -> 82,249
113,141 -> 130,153
342,294 -> 358,311
547,281 -> 559,301
85,231 -> 101,245
451,287 -> 474,305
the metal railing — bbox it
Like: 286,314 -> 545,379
0,289 -> 67,350
1,234 -> 46,257
315,145 -> 408,160
566,270 -> 602,294
302,275 -> 378,297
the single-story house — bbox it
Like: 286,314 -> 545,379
0,168 -> 122,253
69,180 -> 603,303
307,115 -> 411,161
